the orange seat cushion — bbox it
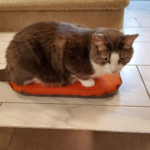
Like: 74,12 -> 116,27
9,73 -> 122,96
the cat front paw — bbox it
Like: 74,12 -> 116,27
79,79 -> 95,87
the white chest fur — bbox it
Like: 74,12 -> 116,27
90,61 -> 105,78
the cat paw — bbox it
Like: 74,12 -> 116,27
79,79 -> 95,87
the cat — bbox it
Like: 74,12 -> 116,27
0,21 -> 138,87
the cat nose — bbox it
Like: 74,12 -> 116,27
112,70 -> 117,74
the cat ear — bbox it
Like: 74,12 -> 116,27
92,34 -> 108,48
122,34 -> 139,49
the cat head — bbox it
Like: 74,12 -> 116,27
90,29 -> 139,75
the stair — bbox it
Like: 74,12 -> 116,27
0,0 -> 129,31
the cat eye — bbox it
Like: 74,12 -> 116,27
103,58 -> 109,63
119,58 -> 125,62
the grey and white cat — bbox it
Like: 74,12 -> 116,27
0,22 -> 139,87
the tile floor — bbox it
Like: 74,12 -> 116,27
1,1 -> 150,150
0,1 -> 150,134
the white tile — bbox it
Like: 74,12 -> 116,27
124,28 -> 150,42
136,18 -> 150,27
0,42 -> 9,63
124,18 -> 140,28
125,9 -> 150,17
0,66 -> 149,106
0,33 -> 15,42
114,66 -> 149,106
138,66 -> 150,95
129,43 -> 150,65
0,103 -> 150,132
0,64 -> 6,69
0,42 -> 9,57
0,57 -> 6,64
127,1 -> 150,10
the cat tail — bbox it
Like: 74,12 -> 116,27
0,68 -> 10,81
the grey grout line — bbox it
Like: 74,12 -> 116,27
137,65 -> 150,66
6,128 -> 16,150
136,17 -> 150,19
124,17 -> 150,18
128,65 -> 150,66
136,65 -> 150,99
134,17 -> 150,18
130,27 -> 150,28
124,27 -> 142,29
124,16 -> 150,18
134,41 -> 150,43
1,102 -> 150,108
124,17 -> 136,18
123,27 -> 141,28
124,15 -> 150,18
134,17 -> 142,27
124,27 -> 150,28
